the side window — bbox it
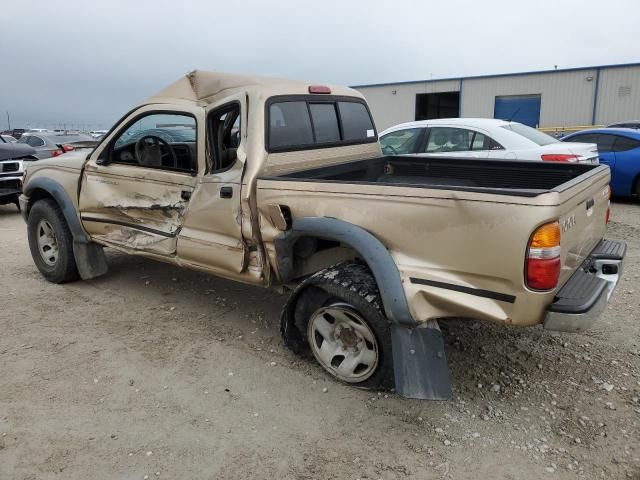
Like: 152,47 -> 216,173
208,103 -> 241,172
110,113 -> 196,172
613,135 -> 640,152
28,136 -> 44,147
471,132 -> 503,150
309,103 -> 340,144
564,133 -> 598,144
423,127 -> 474,153
380,128 -> 422,154
595,134 -> 616,153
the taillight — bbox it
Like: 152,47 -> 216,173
51,149 -> 63,157
540,154 -> 579,163
62,144 -> 75,152
526,221 -> 561,290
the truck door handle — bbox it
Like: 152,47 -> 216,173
181,190 -> 191,200
220,186 -> 233,199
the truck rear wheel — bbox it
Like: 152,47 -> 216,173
27,199 -> 79,283
291,262 -> 394,390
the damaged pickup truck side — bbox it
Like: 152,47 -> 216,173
20,71 -> 626,400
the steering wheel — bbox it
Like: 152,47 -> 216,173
134,135 -> 177,168
382,144 -> 398,155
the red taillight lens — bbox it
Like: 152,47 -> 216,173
527,256 -> 561,290
526,222 -> 561,290
62,144 -> 74,152
308,85 -> 331,94
51,149 -> 63,157
540,154 -> 579,163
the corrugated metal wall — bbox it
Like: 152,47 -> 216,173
356,64 -> 640,131
596,65 -> 640,125
461,69 -> 596,127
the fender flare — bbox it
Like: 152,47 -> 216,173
274,216 -> 416,327
24,177 -> 108,280
24,177 -> 88,243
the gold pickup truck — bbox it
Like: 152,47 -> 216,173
19,71 -> 626,400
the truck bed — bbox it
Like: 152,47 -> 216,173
263,155 -> 603,197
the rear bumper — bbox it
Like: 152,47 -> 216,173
544,239 -> 626,332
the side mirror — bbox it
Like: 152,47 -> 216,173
95,148 -> 112,166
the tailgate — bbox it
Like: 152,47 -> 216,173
556,175 -> 610,287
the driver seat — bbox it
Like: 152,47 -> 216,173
138,142 -> 163,167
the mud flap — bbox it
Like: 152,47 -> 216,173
73,240 -> 108,280
391,322 -> 452,400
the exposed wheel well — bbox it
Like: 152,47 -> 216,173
26,188 -> 57,218
288,236 -> 358,280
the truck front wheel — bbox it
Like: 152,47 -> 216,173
291,262 -> 394,389
27,199 -> 79,283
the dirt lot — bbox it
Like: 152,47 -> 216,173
1,201 -> 639,480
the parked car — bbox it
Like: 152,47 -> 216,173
19,71 -> 624,400
607,120 -> 640,129
90,129 -> 109,139
18,132 -> 98,159
380,118 -> 598,163
1,134 -> 17,143
10,128 -> 25,139
0,134 -> 37,210
562,128 -> 640,196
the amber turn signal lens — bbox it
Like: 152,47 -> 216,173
530,222 -> 560,249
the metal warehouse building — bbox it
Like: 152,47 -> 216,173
354,62 -> 640,134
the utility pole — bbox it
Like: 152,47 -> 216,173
6,111 -> 10,130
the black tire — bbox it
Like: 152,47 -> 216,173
27,198 -> 79,283
289,262 -> 394,390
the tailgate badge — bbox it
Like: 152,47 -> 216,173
561,215 -> 576,233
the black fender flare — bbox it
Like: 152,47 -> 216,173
274,216 -> 416,327
23,177 -> 88,243
24,177 -> 108,280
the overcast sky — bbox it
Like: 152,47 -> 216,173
1,0 -> 638,130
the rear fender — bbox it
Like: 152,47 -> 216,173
274,216 -> 414,327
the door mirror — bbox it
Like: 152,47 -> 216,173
95,153 -> 111,166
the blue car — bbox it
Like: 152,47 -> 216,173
563,128 -> 640,197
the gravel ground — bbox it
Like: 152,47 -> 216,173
0,201 -> 639,480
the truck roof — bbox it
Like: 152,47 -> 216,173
147,70 -> 361,106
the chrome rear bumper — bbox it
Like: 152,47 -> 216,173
544,239 -> 626,333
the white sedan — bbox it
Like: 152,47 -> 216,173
379,118 -> 598,163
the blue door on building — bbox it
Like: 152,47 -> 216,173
494,94 -> 542,127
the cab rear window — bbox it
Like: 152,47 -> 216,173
267,96 -> 376,152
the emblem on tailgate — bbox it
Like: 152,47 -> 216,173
561,215 -> 576,233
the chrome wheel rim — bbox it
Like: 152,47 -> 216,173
37,219 -> 59,266
307,302 -> 379,383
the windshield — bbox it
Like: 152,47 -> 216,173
501,123 -> 558,146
